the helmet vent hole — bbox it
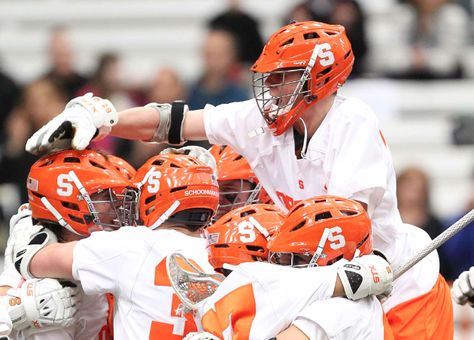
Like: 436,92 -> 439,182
64,157 -> 81,163
317,66 -> 332,78
68,214 -> 85,224
280,38 -> 294,47
315,211 -> 332,221
344,51 -> 351,59
214,244 -> 229,249
90,161 -> 106,169
324,30 -> 337,36
341,210 -> 357,216
356,233 -> 370,250
170,186 -> 187,193
240,209 -> 256,217
32,191 -> 44,198
246,245 -> 264,253
303,32 -> 319,40
61,202 -> 80,211
152,159 -> 164,166
39,160 -> 54,167
145,195 -> 156,204
291,220 -> 306,232
234,155 -> 243,161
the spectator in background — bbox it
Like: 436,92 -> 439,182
441,168 -> 474,281
43,26 -> 88,99
187,29 -> 250,110
0,78 -> 67,203
127,67 -> 187,167
0,67 -> 20,145
372,0 -> 470,79
77,52 -> 137,156
208,0 -> 264,66
285,0 -> 369,77
396,166 -> 452,277
329,0 -> 368,77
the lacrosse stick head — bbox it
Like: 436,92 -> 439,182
166,252 -> 225,313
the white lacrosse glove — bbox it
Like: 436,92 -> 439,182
25,92 -> 117,155
452,267 -> 474,307
5,278 -> 80,332
161,146 -> 217,175
4,204 -> 34,270
183,331 -> 221,340
337,254 -> 393,301
13,228 -> 58,280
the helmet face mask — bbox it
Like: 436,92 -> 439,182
251,21 -> 354,135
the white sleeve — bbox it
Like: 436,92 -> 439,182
0,264 -> 23,288
327,107 -> 387,208
292,318 -> 329,340
72,227 -> 145,295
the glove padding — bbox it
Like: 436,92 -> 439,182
452,266 -> 474,307
4,204 -> 34,270
161,146 -> 217,176
183,331 -> 221,340
5,278 -> 80,332
14,228 -> 58,280
25,92 -> 117,155
337,254 -> 393,301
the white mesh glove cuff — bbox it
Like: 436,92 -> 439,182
452,267 -> 474,306
183,331 -> 221,340
337,254 -> 393,301
4,204 -> 33,270
65,92 -> 118,139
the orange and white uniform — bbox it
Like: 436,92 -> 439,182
203,95 -> 453,338
72,226 -> 213,339
0,265 -> 109,340
198,262 -> 385,339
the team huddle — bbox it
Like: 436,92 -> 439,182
0,19 -> 469,339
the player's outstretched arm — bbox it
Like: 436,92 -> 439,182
452,266 -> 474,307
25,92 -> 206,155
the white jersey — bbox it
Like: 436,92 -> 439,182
292,296 -> 384,340
197,262 -> 337,340
72,226 -> 213,340
203,96 -> 439,309
0,265 -> 108,340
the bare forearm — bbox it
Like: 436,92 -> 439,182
111,106 -> 207,142
30,242 -> 77,280
111,107 -> 159,141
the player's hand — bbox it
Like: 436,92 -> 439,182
13,228 -> 58,280
452,267 -> 474,307
183,331 -> 221,340
161,146 -> 217,175
337,254 -> 393,301
25,92 -> 118,155
4,204 -> 34,270
5,278 -> 80,332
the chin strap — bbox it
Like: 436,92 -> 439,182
298,118 -> 309,159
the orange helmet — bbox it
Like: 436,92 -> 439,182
27,150 -> 137,236
267,196 -> 371,267
209,145 -> 264,219
134,154 -> 219,229
251,21 -> 354,135
205,204 -> 285,275
106,154 -> 136,181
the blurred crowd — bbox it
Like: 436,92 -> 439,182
0,0 -> 473,279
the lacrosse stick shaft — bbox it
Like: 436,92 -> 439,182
393,208 -> 474,280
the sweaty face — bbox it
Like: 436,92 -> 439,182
253,69 -> 306,125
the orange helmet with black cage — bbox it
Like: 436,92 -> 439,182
267,196 -> 372,268
251,21 -> 354,135
27,150 -> 138,236
205,204 -> 285,275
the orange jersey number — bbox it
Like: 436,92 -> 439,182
149,259 -> 198,339
201,284 -> 257,339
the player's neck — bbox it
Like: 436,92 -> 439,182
159,224 -> 202,237
294,94 -> 335,138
